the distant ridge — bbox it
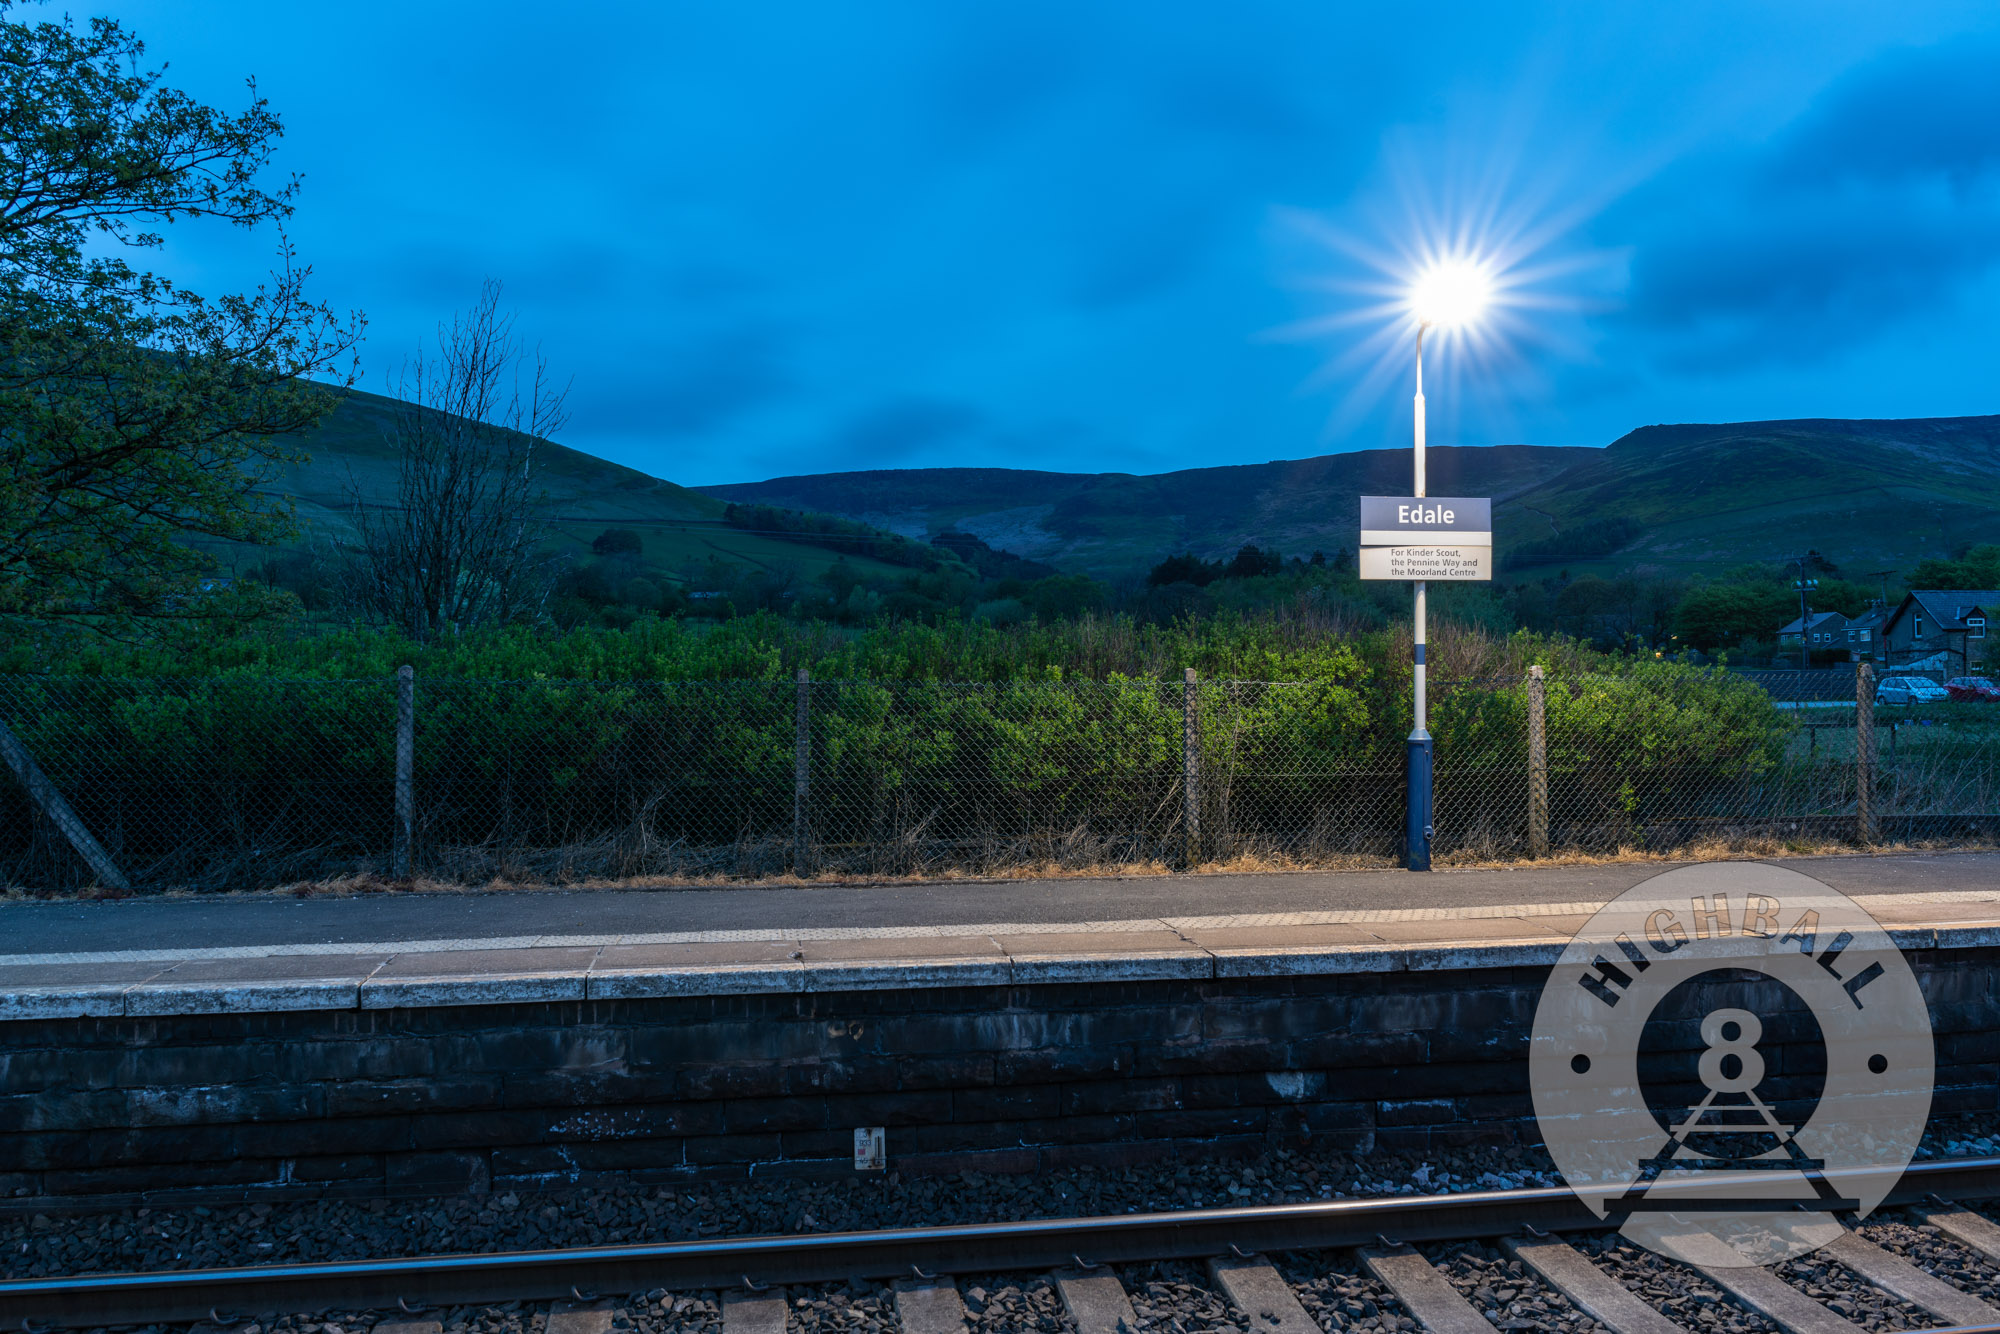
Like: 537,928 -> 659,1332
703,444 -> 1591,576
702,415 -> 2000,578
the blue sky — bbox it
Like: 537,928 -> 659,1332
109,2 -> 2000,485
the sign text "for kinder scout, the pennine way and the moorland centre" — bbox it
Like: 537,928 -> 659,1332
1358,494 -> 1492,582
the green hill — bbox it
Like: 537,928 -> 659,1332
1505,416 -> 2000,577
701,445 -> 1592,577
703,415 -> 2000,580
263,397 -> 2000,589
253,387 -> 920,583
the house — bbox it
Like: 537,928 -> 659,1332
1777,610 -> 1849,651
1880,590 -> 1999,675
1842,603 -> 1888,659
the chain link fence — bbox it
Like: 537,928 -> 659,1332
2,665 -> 1996,891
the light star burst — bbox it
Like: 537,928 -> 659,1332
1270,150 -> 1625,445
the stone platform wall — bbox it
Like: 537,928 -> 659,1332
2,950 -> 1993,1205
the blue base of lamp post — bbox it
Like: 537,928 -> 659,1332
1406,733 -> 1433,871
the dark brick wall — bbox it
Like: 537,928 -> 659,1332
2,949 -> 1994,1203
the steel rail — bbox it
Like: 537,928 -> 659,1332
7,1156 -> 2000,1328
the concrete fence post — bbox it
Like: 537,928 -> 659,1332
1527,665 -> 1550,858
794,668 -> 811,875
1182,667 -> 1201,868
0,716 -> 129,890
394,665 -> 414,878
1856,660 -> 1875,844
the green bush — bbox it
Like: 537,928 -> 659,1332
0,616 -> 1812,887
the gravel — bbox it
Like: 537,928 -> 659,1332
1773,1252 -> 1942,1331
1423,1241 -> 1600,1333
1571,1234 -> 1778,1333
1860,1216 -> 2000,1303
2,1142 -> 1564,1279
619,1287 -> 724,1332
171,1304 -> 557,1334
1909,1113 -> 2000,1160
958,1274 -> 1072,1333
1276,1250 -> 1412,1332
1121,1260 -> 1247,1332
781,1280 -> 896,1333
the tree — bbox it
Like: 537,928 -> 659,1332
1226,544 -> 1283,579
347,282 -> 568,640
1910,545 -> 2000,591
592,528 -> 643,556
1146,553 -> 1218,587
0,5 -> 360,636
1672,581 -> 1797,652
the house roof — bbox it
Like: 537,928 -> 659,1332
1778,609 -> 1848,635
1846,605 -> 1888,630
1883,590 -> 2000,636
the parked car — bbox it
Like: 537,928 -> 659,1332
1876,675 -> 1951,706
1945,676 -> 2000,702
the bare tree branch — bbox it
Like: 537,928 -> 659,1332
347,280 -> 568,639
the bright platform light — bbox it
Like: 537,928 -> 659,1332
1409,259 -> 1493,330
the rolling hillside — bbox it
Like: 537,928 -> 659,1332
257,395 -> 2000,588
1505,416 -> 2000,577
702,446 -> 1592,577
704,415 -> 2000,579
245,387 -> 921,583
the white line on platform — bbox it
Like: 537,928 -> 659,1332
0,890 -> 1993,968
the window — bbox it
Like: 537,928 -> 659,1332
1974,616 -> 1988,640
1916,614 -> 1924,639
1860,629 -> 1871,642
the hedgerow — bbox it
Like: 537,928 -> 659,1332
0,613 -> 1807,890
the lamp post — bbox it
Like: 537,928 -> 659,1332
1408,322 -> 1433,870
1403,260 -> 1489,871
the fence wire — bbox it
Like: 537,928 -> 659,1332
2,668 -> 1995,891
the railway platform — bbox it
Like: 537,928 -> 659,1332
4,852 -> 1999,1205
4,851 -> 1999,1016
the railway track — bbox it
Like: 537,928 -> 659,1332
11,1156 -> 2000,1332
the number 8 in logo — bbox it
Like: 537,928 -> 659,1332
1698,1008 -> 1764,1095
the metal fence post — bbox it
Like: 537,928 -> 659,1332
794,668 -> 811,875
0,716 -> 129,890
1183,667 -> 1201,868
1856,660 -> 1875,844
394,664 -> 414,878
1527,665 -> 1550,858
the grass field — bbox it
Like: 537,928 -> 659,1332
1774,701 -> 2000,762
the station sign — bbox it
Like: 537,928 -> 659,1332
1359,495 -> 1492,581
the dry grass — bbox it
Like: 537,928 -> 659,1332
1437,832 -> 2000,868
5,833 -> 1992,902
